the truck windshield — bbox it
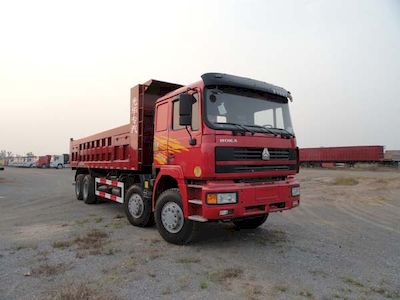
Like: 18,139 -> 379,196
204,87 -> 294,135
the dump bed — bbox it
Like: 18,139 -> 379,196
299,146 -> 384,163
70,80 -> 182,171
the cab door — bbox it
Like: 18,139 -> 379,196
167,92 -> 202,177
153,101 -> 170,166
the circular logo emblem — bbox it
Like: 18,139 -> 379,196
194,166 -> 202,177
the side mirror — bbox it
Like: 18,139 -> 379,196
179,93 -> 195,126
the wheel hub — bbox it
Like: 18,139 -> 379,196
128,194 -> 144,218
161,202 -> 184,233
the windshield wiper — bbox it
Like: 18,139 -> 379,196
268,127 -> 295,137
243,124 -> 294,138
241,124 -> 277,136
215,122 -> 256,135
215,122 -> 294,138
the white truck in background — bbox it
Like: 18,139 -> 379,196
50,154 -> 70,169
22,156 -> 37,168
7,156 -> 37,167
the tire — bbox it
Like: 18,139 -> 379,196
155,188 -> 194,245
75,174 -> 85,200
82,175 -> 97,204
233,214 -> 269,229
124,185 -> 154,227
57,164 -> 63,169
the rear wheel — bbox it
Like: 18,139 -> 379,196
124,185 -> 154,227
155,188 -> 194,245
75,174 -> 85,200
82,175 -> 97,204
233,214 -> 268,229
57,164 -> 63,169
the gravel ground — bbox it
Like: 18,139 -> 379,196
0,167 -> 399,300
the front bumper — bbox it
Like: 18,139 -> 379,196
192,178 -> 300,220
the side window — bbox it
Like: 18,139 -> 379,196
156,103 -> 168,131
192,93 -> 199,130
172,98 -> 180,130
172,93 -> 199,131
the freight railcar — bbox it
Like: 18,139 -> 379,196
299,146 -> 384,167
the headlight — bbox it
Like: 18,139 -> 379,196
292,186 -> 300,197
207,192 -> 237,205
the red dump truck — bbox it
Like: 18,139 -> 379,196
70,73 -> 300,244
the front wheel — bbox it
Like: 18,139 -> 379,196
155,188 -> 194,245
233,214 -> 269,229
57,164 -> 63,169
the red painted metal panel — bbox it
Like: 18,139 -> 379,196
299,146 -> 384,162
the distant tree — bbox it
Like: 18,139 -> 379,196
26,152 -> 34,157
7,151 -> 12,158
0,150 -> 6,159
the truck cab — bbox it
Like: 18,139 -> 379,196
36,155 -> 51,168
151,73 -> 299,242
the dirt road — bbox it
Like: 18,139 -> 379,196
0,167 -> 399,299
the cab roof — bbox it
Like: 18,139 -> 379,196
201,73 -> 292,100
154,72 -> 292,102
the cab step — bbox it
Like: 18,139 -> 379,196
188,199 -> 202,205
187,184 -> 203,189
188,215 -> 208,222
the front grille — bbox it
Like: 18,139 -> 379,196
215,147 -> 296,161
216,164 -> 296,173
